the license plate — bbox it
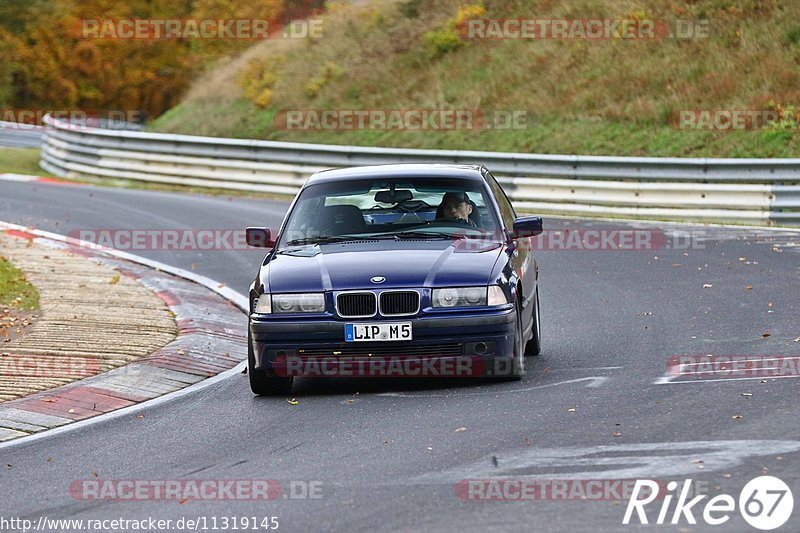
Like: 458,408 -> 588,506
345,322 -> 412,342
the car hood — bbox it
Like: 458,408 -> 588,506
265,240 -> 503,292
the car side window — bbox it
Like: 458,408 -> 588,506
485,172 -> 516,229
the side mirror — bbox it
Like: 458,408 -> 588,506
512,216 -> 543,238
245,227 -> 275,248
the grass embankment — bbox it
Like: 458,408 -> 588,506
151,0 -> 800,157
0,255 -> 39,310
0,148 -> 52,177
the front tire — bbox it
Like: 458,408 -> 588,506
496,307 -> 524,381
248,330 -> 293,396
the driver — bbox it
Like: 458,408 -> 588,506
438,191 -> 477,227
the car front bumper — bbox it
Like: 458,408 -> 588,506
249,308 -> 516,378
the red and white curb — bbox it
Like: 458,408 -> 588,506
0,221 -> 249,447
0,173 -> 77,185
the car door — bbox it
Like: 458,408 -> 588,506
485,172 -> 536,317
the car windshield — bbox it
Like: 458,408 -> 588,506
278,176 -> 501,248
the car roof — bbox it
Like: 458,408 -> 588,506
305,164 -> 487,185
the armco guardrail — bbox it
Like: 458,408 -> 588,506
39,115 -> 800,226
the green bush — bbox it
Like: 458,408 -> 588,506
423,29 -> 463,58
786,25 -> 800,44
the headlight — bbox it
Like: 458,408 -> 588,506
271,293 -> 325,313
432,287 -> 487,308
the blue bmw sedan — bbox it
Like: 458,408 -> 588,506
246,164 -> 542,395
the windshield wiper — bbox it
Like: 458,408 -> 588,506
391,231 -> 463,240
285,235 -> 358,246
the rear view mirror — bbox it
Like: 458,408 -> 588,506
512,216 -> 543,238
374,189 -> 413,203
245,227 -> 275,248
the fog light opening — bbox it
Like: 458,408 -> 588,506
474,342 -> 488,355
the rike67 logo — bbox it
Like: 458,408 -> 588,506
623,476 -> 794,530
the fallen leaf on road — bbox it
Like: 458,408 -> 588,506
92,470 -> 98,477
137,414 -> 145,419
567,408 -> 576,412
287,398 -> 298,405
109,273 -> 120,285
762,333 -> 771,338
794,337 -> 800,343
179,498 -> 189,504
732,415 -> 743,420
241,367 -> 248,375
454,427 -> 467,432
702,284 -> 713,288
741,393 -> 752,398
68,409 -> 76,414
746,285 -> 753,290
612,432 -> 622,437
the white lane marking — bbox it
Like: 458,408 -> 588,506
414,440 -> 800,483
0,220 -> 250,451
550,366 -> 623,371
656,374 -> 800,385
378,376 -> 609,398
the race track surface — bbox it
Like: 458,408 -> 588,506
1,179 -> 799,532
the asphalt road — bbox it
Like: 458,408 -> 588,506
0,123 -> 44,148
1,178 -> 799,532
